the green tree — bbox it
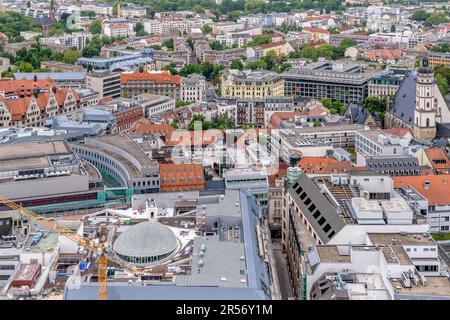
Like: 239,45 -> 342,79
230,60 -> 244,70
245,35 -> 271,47
245,59 -> 268,70
14,61 -> 34,72
162,63 -> 179,75
425,13 -> 449,27
193,5 -> 205,13
89,20 -> 102,35
62,49 -> 82,65
201,24 -> 212,34
162,38 -> 174,50
179,64 -> 204,77
436,73 -> 449,96
340,38 -> 357,49
171,121 -> 179,129
134,22 -> 147,37
209,40 -> 223,51
362,96 -> 387,122
410,10 -> 431,21
81,10 -> 96,17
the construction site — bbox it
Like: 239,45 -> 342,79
0,189 -> 275,300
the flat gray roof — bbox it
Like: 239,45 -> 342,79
197,189 -> 242,219
93,134 -> 156,168
175,235 -> 247,288
0,140 -> 71,171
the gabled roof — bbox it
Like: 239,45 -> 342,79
343,103 -> 379,125
389,70 -> 416,125
288,174 -> 346,244
0,78 -> 57,95
298,157 -> 352,174
424,148 -> 450,171
130,118 -> 174,136
393,175 -> 450,206
120,70 -> 182,85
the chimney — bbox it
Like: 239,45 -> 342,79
424,180 -> 430,189
33,74 -> 37,82
52,86 -> 57,94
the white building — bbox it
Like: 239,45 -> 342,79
39,32 -> 93,51
143,20 -> 162,35
120,6 -> 147,18
102,19 -> 135,37
355,129 -> 411,166
180,74 -> 206,102
137,93 -> 176,118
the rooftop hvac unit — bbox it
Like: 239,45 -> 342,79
331,174 -> 340,185
401,271 -> 411,288
378,134 -> 389,145
340,174 -> 349,185
198,260 -> 204,267
420,274 -> 427,287
388,135 -> 400,145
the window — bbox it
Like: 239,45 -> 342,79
323,223 -> 331,233
318,217 -> 326,226
309,204 -> 316,212
304,198 -> 311,206
313,210 -> 321,219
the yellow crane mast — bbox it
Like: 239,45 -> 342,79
0,195 -> 108,300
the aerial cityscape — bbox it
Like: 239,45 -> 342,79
0,0 -> 450,303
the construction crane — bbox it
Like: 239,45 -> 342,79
0,195 -> 110,300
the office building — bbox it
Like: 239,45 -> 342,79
86,71 -> 121,100
120,70 -> 182,100
282,60 -> 376,104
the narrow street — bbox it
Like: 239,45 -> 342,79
272,239 -> 294,300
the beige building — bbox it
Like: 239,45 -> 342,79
86,71 -> 121,100
221,69 -> 284,99
268,176 -> 284,238
429,52 -> 450,69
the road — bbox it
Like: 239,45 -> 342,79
272,239 -> 294,300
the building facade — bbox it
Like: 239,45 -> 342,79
120,70 -> 182,100
221,69 -> 284,99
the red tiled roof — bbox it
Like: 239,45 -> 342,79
130,118 -> 175,136
382,128 -> 413,138
393,175 -> 450,205
298,157 -> 352,174
120,70 -> 182,85
303,27 -> 331,35
425,148 -> 450,172
269,112 -> 302,128
252,41 -> 288,50
0,78 -> 57,95
159,163 -> 205,191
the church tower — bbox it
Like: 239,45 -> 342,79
413,57 -> 437,141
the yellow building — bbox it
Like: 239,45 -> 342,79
247,41 -> 295,60
429,52 -> 450,69
220,69 -> 285,99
